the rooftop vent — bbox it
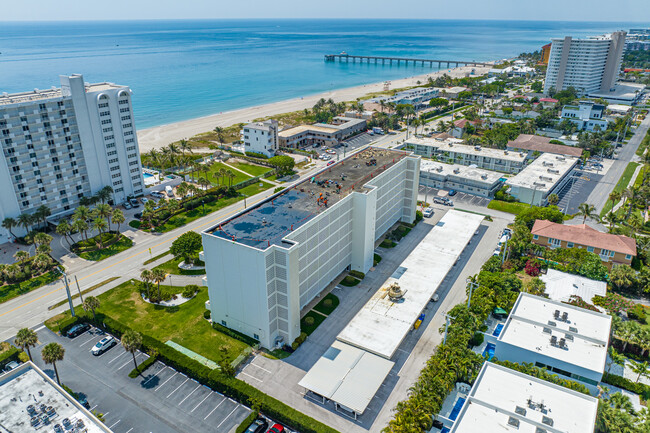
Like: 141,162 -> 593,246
515,406 -> 527,416
453,168 -> 460,174
542,416 -> 554,427
436,166 -> 443,172
481,174 -> 488,180
542,161 -> 554,167
559,338 -> 567,349
569,326 -> 578,333
561,312 -> 569,322
536,428 -> 547,433
554,310 -> 561,320
550,335 -> 558,346
504,150 -> 509,155
533,182 -> 546,187
388,283 -> 405,302
547,320 -> 557,327
507,417 -> 520,428
547,168 -> 560,174
543,327 -> 552,334
556,156 -> 566,161
565,333 -> 574,341
539,176 -> 553,182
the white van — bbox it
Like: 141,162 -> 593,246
165,185 -> 174,197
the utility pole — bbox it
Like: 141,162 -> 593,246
59,268 -> 74,317
466,278 -> 478,310
74,276 -> 84,304
443,314 -> 452,345
501,237 -> 509,266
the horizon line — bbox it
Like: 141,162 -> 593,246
1,17 -> 649,23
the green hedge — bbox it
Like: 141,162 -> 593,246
380,239 -> 396,248
212,322 -> 259,346
349,270 -> 365,280
0,346 -> 21,369
374,253 -> 382,265
340,276 -> 360,287
236,410 -> 259,433
128,355 -> 158,378
602,372 -> 650,400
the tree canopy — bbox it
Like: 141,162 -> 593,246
170,231 -> 203,264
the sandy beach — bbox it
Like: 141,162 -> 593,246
136,65 -> 491,152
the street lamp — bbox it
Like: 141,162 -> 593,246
201,199 -> 205,215
58,267 -> 75,316
167,273 -> 172,287
466,278 -> 478,310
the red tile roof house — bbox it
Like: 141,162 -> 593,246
507,134 -> 583,159
531,220 -> 637,269
451,118 -> 481,138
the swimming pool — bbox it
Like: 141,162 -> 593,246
143,173 -> 154,179
493,323 -> 504,337
483,343 -> 496,360
449,397 -> 466,421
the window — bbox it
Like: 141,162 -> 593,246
122,123 -> 132,128
626,254 -> 632,260
22,200 -> 29,207
601,249 -> 611,256
121,115 -> 131,121
100,111 -> 110,116
98,103 -> 109,109
124,131 -> 133,136
118,99 -> 129,105
253,333 -> 260,340
102,127 -> 113,133
567,242 -> 574,248
56,174 -> 62,180
542,417 -> 554,427
533,234 -> 538,240
107,150 -> 117,156
587,246 -> 594,253
101,119 -> 112,125
129,160 -> 138,166
549,238 -> 561,247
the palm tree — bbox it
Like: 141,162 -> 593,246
151,268 -> 166,299
577,203 -> 598,223
14,250 -> 30,265
608,191 -> 622,212
73,205 -> 91,223
607,347 -> 626,374
140,269 -> 153,299
92,218 -> 108,247
547,193 -> 559,206
121,329 -> 143,371
56,220 -> 73,247
33,253 -> 51,272
167,199 -> 180,214
82,296 -> 100,322
33,232 -> 52,249
227,171 -> 236,187
72,218 -> 89,243
631,360 -> 650,383
379,100 -> 386,113
198,177 -> 210,191
15,328 -> 38,361
17,213 -> 34,234
213,127 -> 225,146
112,209 -> 125,233
41,342 -> 65,385
2,217 -> 17,239
34,205 -> 51,229
95,203 -> 113,231
605,210 -> 619,231
3,264 -> 19,281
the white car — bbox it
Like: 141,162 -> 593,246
423,207 -> 434,218
141,197 -> 149,204
326,149 -> 336,155
91,336 -> 117,356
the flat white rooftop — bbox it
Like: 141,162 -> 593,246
0,362 -> 112,433
337,210 -> 484,359
0,82 -> 126,106
406,137 -> 527,163
506,153 -> 577,193
540,269 -> 607,304
298,340 -> 394,415
450,362 -> 598,433
587,82 -> 646,103
420,159 -> 503,184
498,293 -> 611,375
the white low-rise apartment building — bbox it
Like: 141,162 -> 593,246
367,87 -> 440,109
506,153 -> 578,206
278,116 -> 366,149
403,137 -> 527,174
242,119 -> 278,158
561,101 -> 609,132
419,159 -> 503,197
544,32 -> 626,96
201,147 -> 419,349
0,74 -> 144,242
441,362 -> 598,433
494,293 -> 612,390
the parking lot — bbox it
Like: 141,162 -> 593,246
31,326 -> 250,433
418,185 -> 491,207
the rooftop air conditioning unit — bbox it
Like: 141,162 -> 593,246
548,169 -> 560,174
533,182 -> 546,187
540,176 -> 553,182
453,168 -> 460,174
481,174 -> 488,180
556,156 -> 566,161
504,150 -> 509,154
475,146 -> 481,151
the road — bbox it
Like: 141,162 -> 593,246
585,114 -> 650,213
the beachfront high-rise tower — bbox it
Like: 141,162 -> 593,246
0,74 -> 145,243
544,31 -> 627,96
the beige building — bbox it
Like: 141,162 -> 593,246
278,116 -> 366,148
531,220 -> 636,269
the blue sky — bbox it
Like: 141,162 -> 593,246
2,0 -> 649,21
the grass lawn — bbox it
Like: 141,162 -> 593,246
96,281 -> 248,363
152,256 -> 206,276
229,161 -> 272,178
487,200 -> 531,215
48,276 -> 119,310
78,235 -> 134,261
312,293 -> 340,316
300,310 -> 326,335
205,162 -> 251,186
143,250 -> 171,265
0,271 -> 60,304
600,162 -> 639,217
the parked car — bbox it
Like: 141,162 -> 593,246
433,197 -> 446,205
129,198 -> 140,207
268,424 -> 285,433
91,336 -> 117,356
326,149 -> 336,155
123,202 -> 132,210
493,248 -> 502,256
502,228 -> 512,237
448,189 -> 457,196
431,293 -> 440,302
327,160 -> 336,166
3,361 -> 20,372
151,191 -> 163,198
423,207 -> 434,218
134,212 -> 142,220
66,323 -> 91,338
245,418 -> 268,433
141,197 -> 149,204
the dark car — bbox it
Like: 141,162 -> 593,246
66,323 -> 91,338
245,418 -> 268,433
448,189 -> 457,196
134,212 -> 142,220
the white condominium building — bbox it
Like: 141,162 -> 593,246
201,147 -> 419,349
242,119 -> 278,158
544,32 -> 627,96
0,74 -> 145,242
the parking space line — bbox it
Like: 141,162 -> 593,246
178,384 -> 201,405
89,405 -> 97,411
247,362 -> 271,374
216,406 -> 238,430
143,366 -> 166,386
125,429 -> 133,433
117,358 -> 135,371
239,372 -> 262,382
191,393 -> 212,412
166,378 -> 189,398
108,350 -> 128,364
79,335 -> 97,348
155,371 -> 178,391
203,399 -> 225,420
108,420 -> 120,429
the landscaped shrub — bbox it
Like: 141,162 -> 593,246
128,355 -> 158,378
592,293 -> 634,314
349,270 -> 365,280
0,344 -> 21,370
212,322 -> 259,346
340,276 -> 360,287
468,332 -> 484,347
373,253 -> 382,266
235,410 -> 259,433
602,372 -> 650,400
182,285 -> 199,299
203,309 -> 211,320
415,210 -> 423,221
304,316 -> 315,326
291,332 -> 309,351
380,239 -> 396,248
628,303 -> 647,324
244,151 -> 269,159
524,259 -> 541,277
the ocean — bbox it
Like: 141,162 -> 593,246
0,19 -> 643,129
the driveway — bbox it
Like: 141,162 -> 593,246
31,326 -> 250,433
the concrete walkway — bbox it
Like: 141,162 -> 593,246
612,163 -> 643,214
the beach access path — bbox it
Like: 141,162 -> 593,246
136,65 -> 491,153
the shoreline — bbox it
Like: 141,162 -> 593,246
136,64 -> 491,153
